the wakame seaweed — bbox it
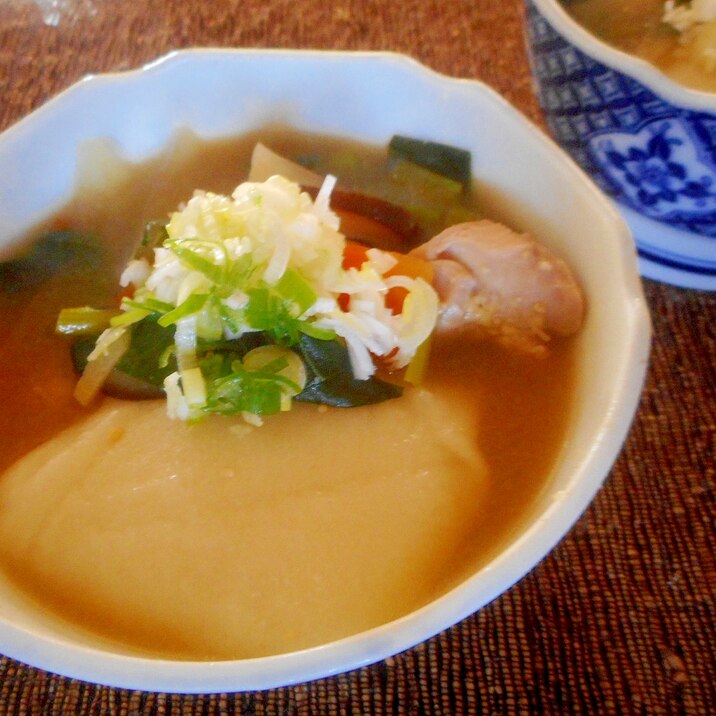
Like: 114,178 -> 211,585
0,231 -> 105,296
295,334 -> 403,407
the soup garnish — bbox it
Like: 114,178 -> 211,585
61,173 -> 437,422
56,137 -> 584,425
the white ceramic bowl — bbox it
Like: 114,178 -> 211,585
525,0 -> 716,290
0,49 -> 651,693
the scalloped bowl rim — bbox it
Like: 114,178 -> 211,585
0,49 -> 651,693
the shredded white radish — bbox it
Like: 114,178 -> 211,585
248,142 -> 324,186
119,258 -> 151,288
115,173 -> 438,392
164,372 -> 191,421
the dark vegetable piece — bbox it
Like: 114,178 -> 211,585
198,333 -> 271,362
115,318 -> 177,386
0,231 -> 105,296
335,210 -> 407,253
295,334 -> 403,407
70,339 -> 165,399
135,220 -> 169,261
72,326 -> 402,407
199,334 -> 402,409
71,318 -> 177,400
302,186 -> 421,251
98,368 -> 166,400
388,135 -> 472,190
70,337 -> 96,375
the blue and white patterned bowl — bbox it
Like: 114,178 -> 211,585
525,0 -> 716,290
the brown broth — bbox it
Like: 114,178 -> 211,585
563,0 -> 716,93
0,129 -> 576,658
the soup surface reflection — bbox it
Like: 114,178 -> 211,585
0,130 -> 576,659
564,0 -> 716,93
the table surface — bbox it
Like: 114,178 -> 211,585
0,0 -> 714,714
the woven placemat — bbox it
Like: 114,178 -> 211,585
0,1 -> 714,713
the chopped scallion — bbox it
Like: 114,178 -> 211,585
158,293 -> 209,327
274,268 -> 317,313
298,322 -> 336,341
110,307 -> 151,327
168,242 -> 228,286
56,307 -> 119,336
121,296 -> 175,314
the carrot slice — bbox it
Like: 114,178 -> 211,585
385,252 -> 434,282
340,241 -> 434,315
384,252 -> 434,314
342,241 -> 370,270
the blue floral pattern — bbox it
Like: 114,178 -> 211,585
592,121 -> 716,219
524,0 -> 716,239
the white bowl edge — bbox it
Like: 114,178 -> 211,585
0,48 -> 652,693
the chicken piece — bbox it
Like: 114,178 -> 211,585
411,220 -> 584,355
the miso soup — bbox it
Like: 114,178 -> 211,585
0,129 -> 577,659
563,0 -> 716,93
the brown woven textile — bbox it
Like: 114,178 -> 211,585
0,1 -> 714,713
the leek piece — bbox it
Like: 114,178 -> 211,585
244,287 -> 304,345
404,333 -> 433,386
74,328 -> 131,405
174,315 -> 199,370
158,293 -> 208,327
242,345 -> 307,396
121,296 -> 175,314
110,307 -> 151,328
180,367 -> 207,408
217,302 -> 244,336
158,344 -> 175,369
164,241 -> 253,295
195,296 -> 224,341
298,322 -> 336,341
56,307 -> 118,336
204,352 -> 302,417
168,242 -> 227,286
274,269 -> 316,313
